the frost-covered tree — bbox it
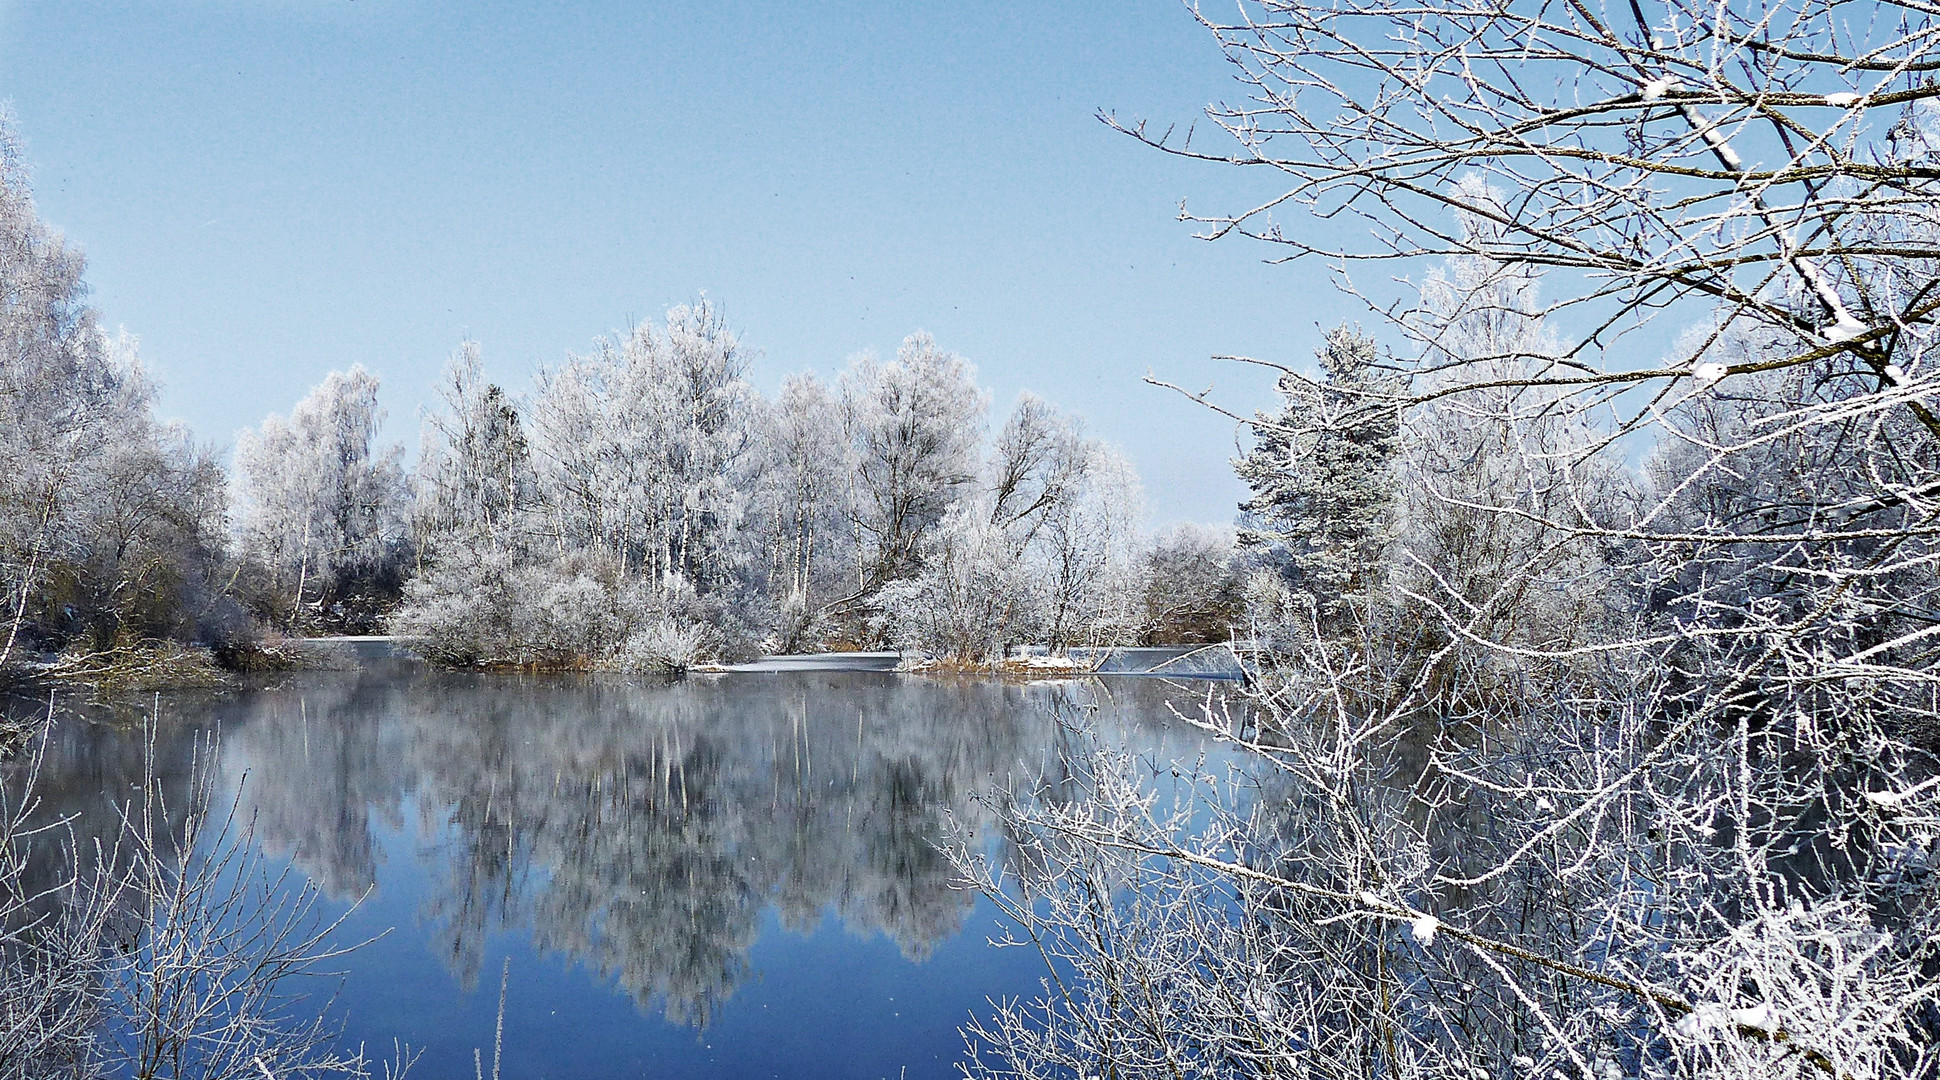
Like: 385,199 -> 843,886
839,333 -> 988,595
875,504 -> 1033,665
1031,442 -> 1146,651
44,340 -> 234,653
234,366 -> 408,634
1235,325 -> 1399,630
397,303 -> 764,668
883,394 -> 1148,661
987,392 -> 1089,537
0,116 -> 237,667
750,372 -> 852,651
1138,523 -> 1243,644
0,125 -> 93,659
1394,220 -> 1622,670
413,341 -> 537,560
526,300 -> 756,597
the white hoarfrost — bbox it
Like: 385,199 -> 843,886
234,365 -> 408,631
395,318 -> 1171,667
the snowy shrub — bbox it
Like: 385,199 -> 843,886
1139,523 -> 1243,644
524,558 -> 634,665
878,504 -> 1033,663
393,540 -> 748,670
388,540 -> 525,665
611,618 -> 710,676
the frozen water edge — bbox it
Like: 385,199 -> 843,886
717,652 -> 905,673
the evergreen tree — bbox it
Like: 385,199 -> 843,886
1235,325 -> 1399,625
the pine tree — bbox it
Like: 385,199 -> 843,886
1235,326 -> 1399,626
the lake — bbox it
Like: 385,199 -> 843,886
6,662 -> 1236,1079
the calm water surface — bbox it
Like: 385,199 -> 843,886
13,665 -> 1233,1079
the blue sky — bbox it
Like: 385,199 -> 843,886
0,1 -> 1362,524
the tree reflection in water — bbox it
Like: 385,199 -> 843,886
4,668 -> 1220,1030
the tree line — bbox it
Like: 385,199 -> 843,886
0,114 -> 1242,681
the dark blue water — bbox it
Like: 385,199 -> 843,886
12,667 -> 1225,1079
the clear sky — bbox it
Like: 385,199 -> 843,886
0,1 -> 1361,525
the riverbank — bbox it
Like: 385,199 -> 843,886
366,639 -> 1251,681
1,636 -> 330,701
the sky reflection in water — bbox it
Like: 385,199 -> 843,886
19,667 -> 1231,1079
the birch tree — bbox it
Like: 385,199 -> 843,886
526,300 -> 756,598
1030,441 -> 1147,651
884,394 -> 1148,661
751,372 -> 852,650
414,340 -> 537,560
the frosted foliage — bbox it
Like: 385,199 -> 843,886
880,395 -> 1146,661
396,302 -> 763,667
1395,235 -> 1622,664
839,332 -> 989,588
957,2 -> 1940,1077
234,365 -> 407,632
391,315 -> 1181,662
0,114 -> 233,662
